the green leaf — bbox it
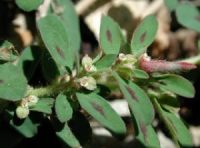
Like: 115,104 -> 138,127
10,117 -> 37,138
16,0 -> 43,12
0,63 -> 27,101
17,46 -> 41,80
158,74 -> 195,98
55,0 -> 81,54
30,98 -> 54,114
6,110 -> 37,138
176,3 -> 200,32
100,16 -> 123,55
131,15 -> 158,57
37,14 -> 74,70
0,40 -> 17,62
145,125 -> 160,148
163,111 -> 193,147
95,54 -> 117,69
55,94 -> 73,123
113,72 -> 154,125
56,124 -> 80,147
41,50 -> 60,82
133,69 -> 149,79
164,0 -> 178,11
76,93 -> 126,135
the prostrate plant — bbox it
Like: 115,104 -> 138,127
0,0 -> 199,148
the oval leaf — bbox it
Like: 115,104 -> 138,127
55,0 -> 81,53
95,54 -> 117,69
55,94 -> 73,123
164,111 -> 193,147
176,3 -> 200,32
164,0 -> 178,11
0,63 -> 27,101
100,16 -> 123,55
133,69 -> 149,79
131,15 -> 158,57
37,14 -> 74,70
76,93 -> 126,135
30,98 -> 54,114
16,0 -> 43,12
158,74 -> 195,98
113,72 -> 154,125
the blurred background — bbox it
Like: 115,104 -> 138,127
0,0 -> 200,147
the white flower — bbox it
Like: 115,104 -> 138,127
82,54 -> 93,66
16,106 -> 29,119
118,53 -> 127,61
82,54 -> 97,72
78,76 -> 97,90
26,95 -> 39,107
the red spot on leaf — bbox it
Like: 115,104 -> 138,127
195,15 -> 200,21
140,122 -> 147,140
106,30 -> 112,42
140,32 -> 147,43
91,102 -> 105,117
125,86 -> 138,101
56,47 -> 65,59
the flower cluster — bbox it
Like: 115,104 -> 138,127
82,54 -> 97,72
16,95 -> 39,119
118,53 -> 137,70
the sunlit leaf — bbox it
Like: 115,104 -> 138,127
131,15 -> 158,57
76,93 -> 126,135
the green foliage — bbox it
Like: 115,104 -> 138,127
76,93 -> 126,135
0,1 -> 198,147
55,94 -> 73,123
30,98 -> 54,114
38,14 -> 75,70
0,63 -> 27,101
56,124 -> 80,147
132,69 -> 149,79
164,0 -> 178,11
131,15 -> 158,57
176,3 -> 200,33
100,16 -> 123,55
16,0 -> 44,12
157,74 -> 195,98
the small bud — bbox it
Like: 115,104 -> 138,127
26,95 -> 39,107
82,54 -> 93,66
123,63 -> 134,70
79,76 -> 97,90
16,106 -> 29,119
84,64 -> 97,72
58,74 -> 70,83
118,53 -> 127,61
